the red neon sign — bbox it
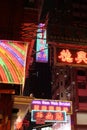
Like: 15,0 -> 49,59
75,51 -> 87,63
58,49 -> 73,63
57,48 -> 87,65
33,105 -> 69,113
31,110 -> 66,123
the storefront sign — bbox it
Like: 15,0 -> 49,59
31,110 -> 66,123
31,99 -> 72,114
56,47 -> 87,66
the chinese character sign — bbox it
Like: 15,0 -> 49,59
31,110 -> 66,123
31,99 -> 72,114
58,49 -> 73,63
56,48 -> 87,66
75,51 -> 87,63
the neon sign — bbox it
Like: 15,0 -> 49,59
0,40 -> 28,84
36,23 -> 48,63
58,49 -> 73,63
56,48 -> 87,66
31,99 -> 72,114
31,110 -> 66,123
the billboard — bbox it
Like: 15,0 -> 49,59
0,40 -> 29,84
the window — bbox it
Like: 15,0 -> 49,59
24,0 -> 35,8
77,70 -> 86,76
79,96 -> 87,103
77,82 -> 86,89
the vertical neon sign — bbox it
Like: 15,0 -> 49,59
36,23 -> 48,63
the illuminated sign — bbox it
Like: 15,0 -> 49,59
36,23 -> 48,63
31,110 -> 66,123
31,99 -> 72,114
0,40 -> 28,84
56,47 -> 87,66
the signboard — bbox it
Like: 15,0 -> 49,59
55,44 -> 87,67
31,110 -> 66,123
31,99 -> 72,114
36,23 -> 48,63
